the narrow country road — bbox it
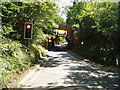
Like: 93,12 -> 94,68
17,51 -> 119,89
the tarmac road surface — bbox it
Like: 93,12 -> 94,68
17,51 -> 119,89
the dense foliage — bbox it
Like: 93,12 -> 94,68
67,2 -> 120,66
1,2 -> 63,88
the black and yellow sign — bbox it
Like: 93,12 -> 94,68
56,30 -> 67,37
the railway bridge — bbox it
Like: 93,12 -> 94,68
47,25 -> 78,50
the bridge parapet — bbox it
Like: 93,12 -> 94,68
58,25 -> 73,40
58,25 -> 74,48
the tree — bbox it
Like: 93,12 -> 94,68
67,2 -> 119,66
1,2 -> 64,88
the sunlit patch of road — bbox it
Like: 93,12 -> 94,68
18,51 -> 119,89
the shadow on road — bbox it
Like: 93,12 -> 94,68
46,52 -> 119,89
43,57 -> 61,67
15,51 -> 119,89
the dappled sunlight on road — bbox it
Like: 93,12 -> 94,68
18,51 -> 119,89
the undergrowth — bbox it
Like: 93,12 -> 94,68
0,37 -> 47,88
